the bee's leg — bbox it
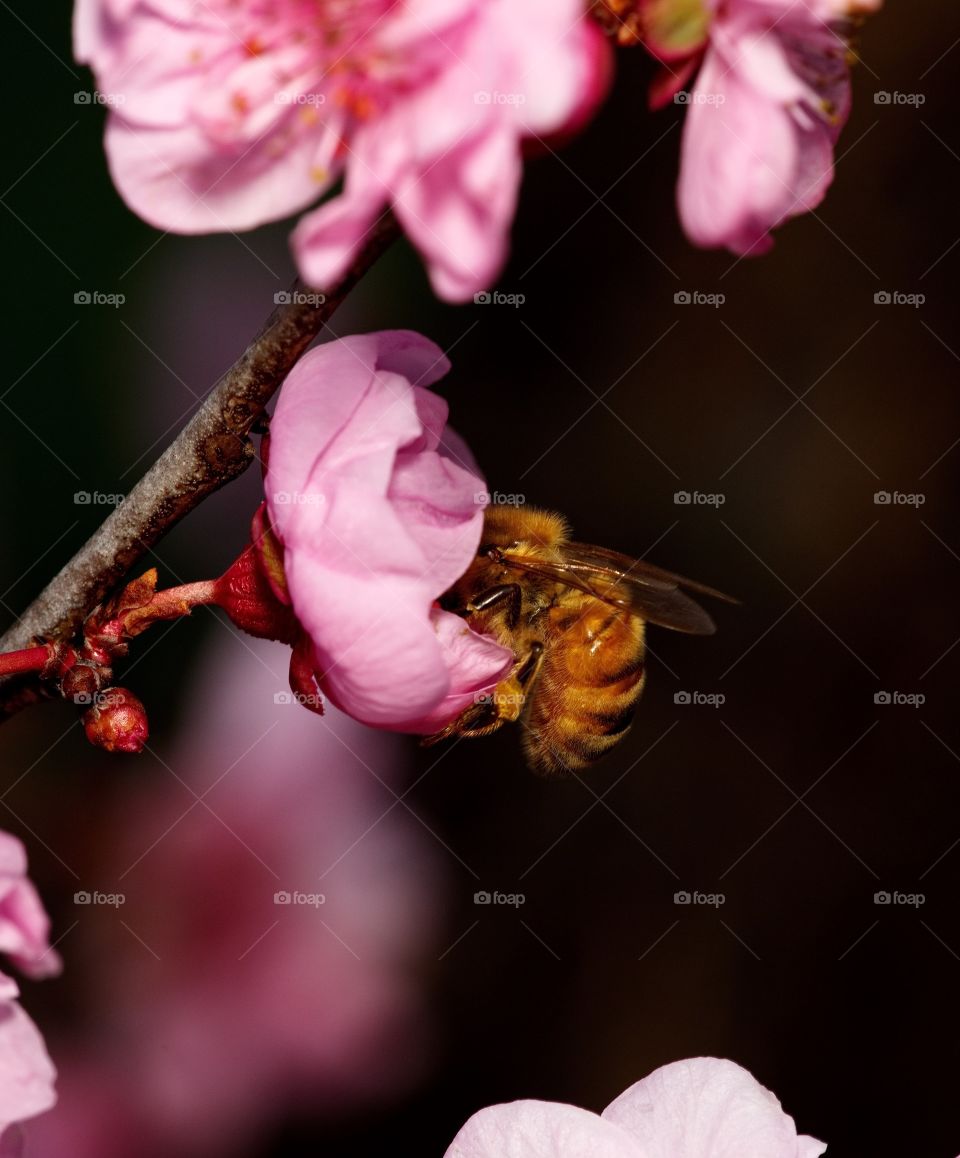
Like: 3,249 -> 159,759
420,693 -> 504,746
516,641 -> 544,688
466,583 -> 522,628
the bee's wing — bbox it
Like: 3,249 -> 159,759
499,542 -> 735,636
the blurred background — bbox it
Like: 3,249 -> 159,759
2,3 -> 959,1155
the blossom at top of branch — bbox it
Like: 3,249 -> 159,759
259,329 -> 513,731
444,1057 -> 826,1158
655,0 -> 881,255
74,0 -> 610,301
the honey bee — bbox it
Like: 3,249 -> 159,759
426,506 -> 733,775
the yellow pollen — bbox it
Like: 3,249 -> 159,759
310,165 -> 329,184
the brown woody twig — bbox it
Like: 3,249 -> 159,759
0,214 -> 400,716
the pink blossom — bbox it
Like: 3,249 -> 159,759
0,834 -> 60,1149
264,329 -> 513,732
73,0 -> 609,301
445,1057 -> 826,1158
0,983 -> 57,1153
0,834 -> 61,981
669,0 -> 881,255
30,636 -> 445,1158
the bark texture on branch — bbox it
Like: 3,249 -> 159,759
0,217 -> 398,668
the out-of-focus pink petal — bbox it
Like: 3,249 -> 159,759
677,42 -> 797,254
0,996 -> 57,1133
0,834 -> 61,981
394,122 -> 521,301
496,0 -> 611,136
104,118 -> 342,234
78,0 -> 606,300
290,121 -> 397,291
445,1099 -> 646,1158
673,0 -> 876,252
601,1057 -> 826,1158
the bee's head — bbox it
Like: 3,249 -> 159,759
480,506 -> 569,554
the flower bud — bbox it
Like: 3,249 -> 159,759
82,688 -> 149,754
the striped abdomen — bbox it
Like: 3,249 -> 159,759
522,597 -> 646,775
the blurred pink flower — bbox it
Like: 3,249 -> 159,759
0,833 -> 59,1151
74,0 -> 609,301
264,329 -> 513,732
31,635 -> 447,1158
665,0 -> 880,255
0,834 -> 61,982
445,1057 -> 826,1158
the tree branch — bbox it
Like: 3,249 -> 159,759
0,215 -> 399,706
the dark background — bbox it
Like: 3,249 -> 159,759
2,3 -> 959,1156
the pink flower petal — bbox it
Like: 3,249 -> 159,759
674,0 -> 873,254
601,1058 -> 826,1158
0,991 -> 57,1133
677,41 -> 798,254
0,834 -> 61,981
265,330 -> 509,730
403,609 -> 513,733
445,1099 -> 647,1158
79,0 -> 606,300
393,120 -> 522,302
103,116 -> 343,234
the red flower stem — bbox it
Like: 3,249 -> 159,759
0,646 -> 50,678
